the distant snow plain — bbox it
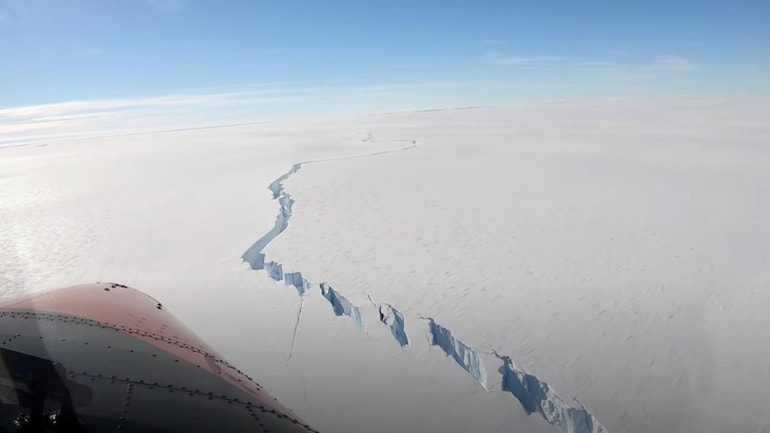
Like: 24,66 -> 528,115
2,96 -> 769,433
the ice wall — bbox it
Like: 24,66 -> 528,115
494,352 -> 607,433
265,261 -> 283,282
378,304 -> 409,347
241,163 -> 300,272
426,318 -> 488,390
284,271 -> 311,297
320,283 -> 365,330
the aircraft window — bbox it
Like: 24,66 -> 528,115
0,348 -> 90,432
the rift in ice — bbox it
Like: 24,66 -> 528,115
241,136 -> 609,432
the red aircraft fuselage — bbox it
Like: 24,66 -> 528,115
0,283 -> 318,432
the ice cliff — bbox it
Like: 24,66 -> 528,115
426,318 -> 488,390
284,271 -> 311,297
494,352 -> 607,433
320,283 -> 365,330
378,304 -> 409,347
241,163 -> 300,273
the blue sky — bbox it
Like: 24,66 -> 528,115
1,0 -> 769,141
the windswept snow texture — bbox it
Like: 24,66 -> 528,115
426,318 -> 488,390
320,283 -> 365,329
378,304 -> 409,347
495,352 -> 607,433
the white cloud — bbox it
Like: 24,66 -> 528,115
0,90 -> 298,147
72,47 -> 104,57
389,62 -> 431,70
146,0 -> 186,14
0,81 -> 501,146
484,54 -> 561,66
600,48 -> 632,57
0,91 -> 293,121
579,55 -> 698,80
479,39 -> 507,46
640,56 -> 698,73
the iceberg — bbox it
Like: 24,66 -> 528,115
320,283 -> 365,329
426,318 -> 488,390
494,352 -> 607,433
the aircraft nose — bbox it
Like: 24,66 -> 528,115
0,283 -> 319,432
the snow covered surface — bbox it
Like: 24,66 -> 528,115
2,97 -> 770,433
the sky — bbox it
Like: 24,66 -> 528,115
1,0 -> 769,143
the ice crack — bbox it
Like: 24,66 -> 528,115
241,135 -> 608,433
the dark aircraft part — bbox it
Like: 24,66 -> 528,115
0,283 -> 318,432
